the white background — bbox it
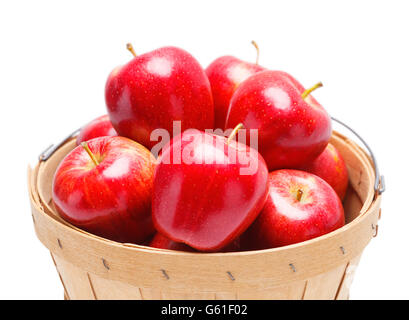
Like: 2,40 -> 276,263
0,0 -> 407,299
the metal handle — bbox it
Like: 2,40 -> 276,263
38,128 -> 81,161
331,117 -> 385,195
38,119 -> 385,195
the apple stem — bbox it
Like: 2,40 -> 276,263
226,123 -> 244,145
296,189 -> 303,201
301,82 -> 323,99
251,40 -> 260,65
81,142 -> 99,166
126,43 -> 137,57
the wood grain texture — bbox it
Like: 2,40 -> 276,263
335,254 -> 362,300
52,254 -> 95,300
303,263 -> 348,300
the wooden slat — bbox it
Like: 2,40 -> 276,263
238,281 -> 306,300
215,292 -> 237,300
50,253 -> 70,300
139,288 -> 163,300
303,263 -> 348,300
160,290 -> 215,300
52,254 -> 95,300
335,254 -> 362,300
86,274 -> 142,300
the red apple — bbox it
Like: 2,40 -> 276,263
243,169 -> 345,249
206,43 -> 264,130
52,136 -> 157,243
149,233 -> 240,252
225,70 -> 332,170
149,233 -> 196,252
76,115 -> 117,145
298,143 -> 349,200
152,128 -> 269,252
220,237 -> 242,252
105,44 -> 214,150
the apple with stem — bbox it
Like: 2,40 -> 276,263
298,143 -> 349,200
105,43 -> 214,150
76,115 -> 117,145
206,41 -> 265,130
242,169 -> 345,249
152,124 -> 269,252
52,136 -> 157,243
225,70 -> 332,170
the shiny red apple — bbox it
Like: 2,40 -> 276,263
105,44 -> 214,150
152,128 -> 269,252
76,115 -> 117,145
242,169 -> 345,249
149,233 -> 240,252
298,143 -> 349,200
225,70 -> 332,170
52,136 -> 157,243
220,237 -> 242,252
206,44 -> 264,130
149,233 -> 196,252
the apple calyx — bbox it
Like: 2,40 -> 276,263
296,189 -> 303,202
81,141 -> 100,166
301,82 -> 323,99
251,40 -> 260,65
126,43 -> 137,57
226,123 -> 244,145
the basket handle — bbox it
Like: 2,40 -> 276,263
331,116 -> 385,195
39,128 -> 81,162
38,119 -> 385,195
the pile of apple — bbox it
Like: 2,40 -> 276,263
52,43 -> 348,253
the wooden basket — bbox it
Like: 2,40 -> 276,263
28,129 -> 383,300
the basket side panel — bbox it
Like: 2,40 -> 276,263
87,274 -> 142,300
237,281 -> 307,300
303,263 -> 348,300
335,254 -> 362,300
52,254 -> 96,300
86,276 -> 218,300
160,290 -> 216,300
214,292 -> 238,300
330,134 -> 375,212
138,288 -> 163,299
343,187 -> 363,223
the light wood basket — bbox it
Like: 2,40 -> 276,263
28,128 -> 383,300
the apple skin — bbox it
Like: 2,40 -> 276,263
105,46 -> 214,150
206,56 -> 264,130
220,237 -> 242,252
52,136 -> 157,243
152,129 -> 269,252
242,169 -> 345,249
149,233 -> 196,252
149,233 -> 240,252
225,70 -> 332,171
297,143 -> 349,200
76,115 -> 117,145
